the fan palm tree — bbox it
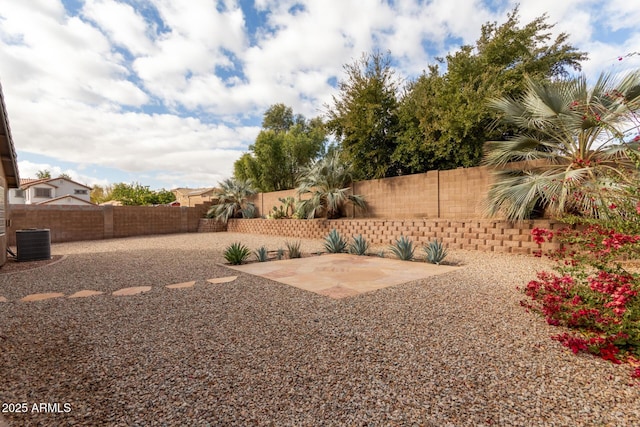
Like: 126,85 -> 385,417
207,178 -> 257,223
483,71 -> 640,221
296,152 -> 366,219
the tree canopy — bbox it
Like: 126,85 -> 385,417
325,51 -> 401,180
233,104 -> 327,192
110,182 -> 176,206
393,7 -> 587,174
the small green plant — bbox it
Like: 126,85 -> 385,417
276,248 -> 285,260
423,239 -> 448,265
377,250 -> 385,258
324,229 -> 348,253
223,242 -> 251,265
254,246 -> 268,262
349,234 -> 370,255
389,236 -> 415,261
286,240 -> 302,258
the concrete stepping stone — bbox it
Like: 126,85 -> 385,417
21,292 -> 65,302
0,296 -> 7,303
112,286 -> 152,296
166,281 -> 196,289
206,276 -> 238,284
68,290 -> 105,298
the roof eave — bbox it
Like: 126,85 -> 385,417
0,81 -> 20,188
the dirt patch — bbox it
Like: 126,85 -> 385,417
0,255 -> 65,275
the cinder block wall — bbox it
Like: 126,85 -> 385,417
247,164 -> 507,219
7,203 -> 220,245
226,218 -> 566,255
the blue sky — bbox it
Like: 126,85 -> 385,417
1,0 -> 639,190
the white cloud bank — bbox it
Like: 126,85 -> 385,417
1,0 -> 639,189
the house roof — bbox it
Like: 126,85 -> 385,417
173,187 -> 218,197
36,194 -> 96,206
20,176 -> 91,190
0,81 -> 19,188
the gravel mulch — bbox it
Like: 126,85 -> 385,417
0,232 -> 638,426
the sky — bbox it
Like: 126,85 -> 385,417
1,0 -> 639,190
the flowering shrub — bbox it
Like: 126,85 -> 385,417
523,220 -> 640,378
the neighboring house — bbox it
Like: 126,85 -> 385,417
0,81 -> 20,266
9,177 -> 94,205
172,187 -> 217,207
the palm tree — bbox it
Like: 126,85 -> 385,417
483,71 -> 640,221
296,152 -> 366,219
207,178 -> 257,223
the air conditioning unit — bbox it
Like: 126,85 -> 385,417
16,229 -> 51,262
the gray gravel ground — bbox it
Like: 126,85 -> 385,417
1,232 -> 639,426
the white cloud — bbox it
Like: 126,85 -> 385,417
1,0 -> 638,190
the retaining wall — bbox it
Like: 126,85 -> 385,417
225,218 -> 566,255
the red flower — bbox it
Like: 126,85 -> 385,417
608,203 -> 617,210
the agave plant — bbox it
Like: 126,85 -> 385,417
223,242 -> 251,265
286,240 -> 302,259
324,229 -> 348,253
389,236 -> 415,261
348,234 -> 370,255
484,71 -> 640,221
276,248 -> 285,260
296,151 -> 366,219
424,239 -> 448,265
254,246 -> 268,262
207,178 -> 257,223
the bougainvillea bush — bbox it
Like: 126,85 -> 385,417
523,200 -> 640,379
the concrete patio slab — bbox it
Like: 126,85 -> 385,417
228,253 -> 460,298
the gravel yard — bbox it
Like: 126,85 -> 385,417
1,232 -> 639,426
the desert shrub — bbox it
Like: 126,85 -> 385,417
524,222 -> 640,379
349,234 -> 370,255
389,236 -> 415,261
254,246 -> 268,262
424,239 -> 448,264
223,242 -> 251,265
286,240 -> 302,259
324,229 -> 348,253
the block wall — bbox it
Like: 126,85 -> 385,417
7,203 -> 213,245
227,218 -> 567,255
248,164 -> 505,219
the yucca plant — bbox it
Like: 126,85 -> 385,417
324,229 -> 348,253
348,234 -> 370,255
254,246 -> 268,262
424,239 -> 448,265
276,248 -> 285,260
223,242 -> 251,265
389,236 -> 415,261
286,240 -> 302,259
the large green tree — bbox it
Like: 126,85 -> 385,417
325,51 -> 401,180
394,8 -> 587,174
233,104 -> 326,192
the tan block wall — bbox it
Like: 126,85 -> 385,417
250,163 -> 501,220
8,205 -> 105,245
7,203 -> 216,245
227,218 -> 567,255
